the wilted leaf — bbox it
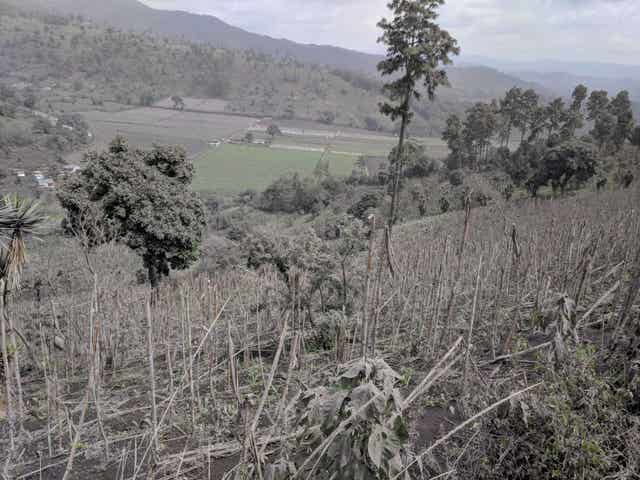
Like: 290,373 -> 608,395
368,425 -> 385,469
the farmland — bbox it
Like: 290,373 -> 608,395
61,99 -> 454,194
192,144 -> 357,193
63,105 -> 256,164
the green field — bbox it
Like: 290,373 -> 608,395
193,144 -> 357,193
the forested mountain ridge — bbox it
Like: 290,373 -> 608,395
0,3 -> 551,135
3,0 -> 384,73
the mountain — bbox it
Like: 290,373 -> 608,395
0,0 -> 558,133
462,54 -> 640,103
462,55 -> 640,81
8,0 -> 383,73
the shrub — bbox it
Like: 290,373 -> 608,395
439,196 -> 450,213
463,348 -> 640,480
448,169 -> 464,186
260,174 -> 328,215
348,192 -> 381,220
405,155 -> 437,178
503,183 -> 515,201
291,358 -> 410,479
318,110 -> 336,125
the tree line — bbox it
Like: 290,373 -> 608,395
440,85 -> 638,195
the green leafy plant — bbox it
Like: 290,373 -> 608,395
463,347 -> 640,480
293,358 -> 411,479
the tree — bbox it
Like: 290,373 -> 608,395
499,87 -> 523,146
267,124 -> 282,138
377,0 -> 459,229
527,105 -> 549,144
462,102 -> 498,168
528,140 -> 597,195
570,84 -> 588,112
587,90 -> 609,121
57,137 -> 206,288
560,84 -> 588,140
171,95 -> 185,110
631,126 -> 640,162
546,98 -> 566,139
244,132 -> 254,144
514,89 -> 540,145
609,90 -> 635,151
591,112 -> 616,151
442,114 -> 464,169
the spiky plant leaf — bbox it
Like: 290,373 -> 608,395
0,194 -> 46,293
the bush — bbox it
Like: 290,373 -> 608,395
260,174 -> 327,214
503,183 -> 515,201
348,192 -> 381,220
318,110 -> 336,125
439,196 -> 450,213
463,348 -> 640,480
448,169 -> 464,186
405,155 -> 437,178
291,358 -> 410,479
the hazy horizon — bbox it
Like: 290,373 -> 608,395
139,0 -> 640,66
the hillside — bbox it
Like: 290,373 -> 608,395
5,0 -> 384,73
0,3 -> 552,140
0,7 -> 395,130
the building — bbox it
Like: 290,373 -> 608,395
63,165 -> 82,174
37,178 -> 55,189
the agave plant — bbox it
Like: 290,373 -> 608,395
0,194 -> 46,295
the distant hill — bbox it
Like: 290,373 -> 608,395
510,71 -> 640,104
463,55 -> 640,82
462,55 -> 640,105
6,0 -> 384,72
0,0 -> 556,137
5,0 -> 551,100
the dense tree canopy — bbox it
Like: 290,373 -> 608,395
527,140 -> 597,196
57,137 -> 206,287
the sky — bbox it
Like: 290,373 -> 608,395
139,0 -> 640,64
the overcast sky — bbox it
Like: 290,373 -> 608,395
139,0 -> 639,64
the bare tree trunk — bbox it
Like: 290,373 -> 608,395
0,279 -> 15,454
388,92 -> 411,232
146,301 -> 159,454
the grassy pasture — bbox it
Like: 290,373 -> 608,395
193,144 -> 357,193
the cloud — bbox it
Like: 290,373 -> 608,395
139,0 -> 640,63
